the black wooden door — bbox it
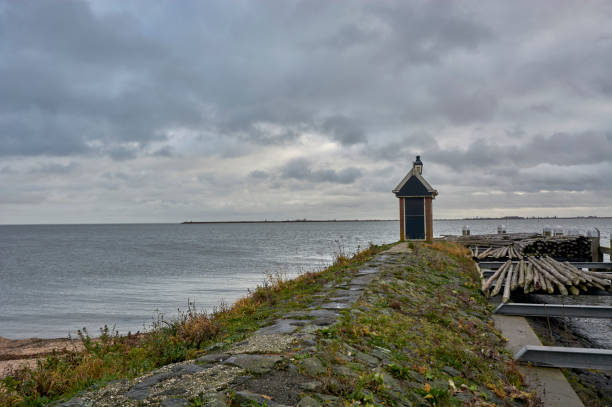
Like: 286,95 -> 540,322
404,198 -> 425,239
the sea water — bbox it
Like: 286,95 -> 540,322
0,219 -> 610,340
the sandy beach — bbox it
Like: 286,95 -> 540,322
0,336 -> 84,378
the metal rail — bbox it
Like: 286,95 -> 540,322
514,345 -> 612,370
479,261 -> 612,270
482,269 -> 612,278
494,302 -> 612,318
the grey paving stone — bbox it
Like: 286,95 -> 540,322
354,350 -> 379,366
356,268 -> 379,275
161,398 -> 190,407
443,366 -> 461,377
321,302 -> 351,310
54,398 -> 93,407
333,365 -> 357,378
370,347 -> 392,362
195,353 -> 231,364
223,354 -> 282,374
170,363 -> 207,376
374,368 -> 403,392
312,316 -> 337,326
204,392 -> 229,407
454,392 -> 473,402
297,395 -> 322,407
282,311 -> 310,318
307,309 -> 339,318
334,351 -> 351,363
158,387 -> 188,396
206,342 -> 225,352
351,275 -> 376,286
312,393 -> 339,403
256,319 -> 301,335
126,371 -> 174,400
233,390 -> 289,407
298,333 -> 317,346
125,387 -> 150,401
298,381 -> 322,391
301,357 -> 326,376
329,292 -> 361,303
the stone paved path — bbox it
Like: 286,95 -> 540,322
55,243 -> 412,407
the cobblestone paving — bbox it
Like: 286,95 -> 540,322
55,244 -> 415,407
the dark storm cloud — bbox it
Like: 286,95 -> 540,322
2,0 -> 612,222
428,132 -> 612,170
321,116 -> 366,146
0,0 -> 207,157
372,131 -> 611,170
367,1 -> 493,65
0,0 -> 503,159
281,158 -> 362,184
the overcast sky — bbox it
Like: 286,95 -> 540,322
1,0 -> 611,224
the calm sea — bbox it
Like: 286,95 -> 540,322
0,219 -> 610,339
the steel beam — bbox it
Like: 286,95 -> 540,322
570,262 -> 612,269
482,269 -> 611,278
514,345 -> 612,370
479,261 -> 612,270
494,302 -> 612,318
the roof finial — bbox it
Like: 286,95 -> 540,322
413,155 -> 423,175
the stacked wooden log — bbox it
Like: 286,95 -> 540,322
456,233 -> 538,247
481,256 -> 611,302
521,236 -> 591,260
474,246 -> 523,260
467,235 -> 592,261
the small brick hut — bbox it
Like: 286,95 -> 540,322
392,156 -> 438,241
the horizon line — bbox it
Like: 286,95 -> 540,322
1,215 -> 611,226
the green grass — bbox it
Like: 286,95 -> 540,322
0,243 -> 391,407
312,241 -> 536,406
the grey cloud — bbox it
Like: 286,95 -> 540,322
2,0 -> 612,222
368,133 -> 438,162
104,145 -> 140,161
324,24 -> 380,51
29,162 -> 79,174
428,132 -> 612,170
0,0 -> 504,159
151,146 -> 175,157
249,170 -> 270,179
368,1 -> 493,66
433,87 -> 499,124
321,116 -> 366,146
281,158 -> 362,184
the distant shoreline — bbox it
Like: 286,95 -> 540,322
182,219 -> 394,224
182,216 -> 611,224
1,217 -> 609,226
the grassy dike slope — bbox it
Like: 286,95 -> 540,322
1,242 -> 537,407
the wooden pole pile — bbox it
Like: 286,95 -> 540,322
481,256 -> 611,302
467,235 -> 592,261
521,236 -> 592,260
474,245 -> 523,260
457,233 -> 539,248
